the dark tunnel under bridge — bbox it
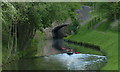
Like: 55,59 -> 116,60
52,24 -> 69,50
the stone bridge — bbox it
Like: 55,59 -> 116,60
43,20 -> 71,51
44,19 -> 71,39
52,23 -> 70,39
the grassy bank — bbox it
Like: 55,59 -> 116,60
64,42 -> 103,55
65,24 -> 118,70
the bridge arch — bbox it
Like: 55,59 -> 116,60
52,24 -> 69,39
52,24 -> 69,50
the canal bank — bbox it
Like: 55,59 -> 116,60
64,39 -> 104,56
64,30 -> 118,70
2,29 -> 108,70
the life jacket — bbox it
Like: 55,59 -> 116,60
69,49 -> 73,52
75,52 -> 79,54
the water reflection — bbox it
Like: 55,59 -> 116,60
44,53 -> 107,70
3,53 -> 107,70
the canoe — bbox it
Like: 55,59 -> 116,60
67,51 -> 73,55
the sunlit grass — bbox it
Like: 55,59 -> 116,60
64,42 -> 103,55
65,24 -> 118,70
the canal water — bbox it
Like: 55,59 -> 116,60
2,39 -> 107,70
3,53 -> 107,70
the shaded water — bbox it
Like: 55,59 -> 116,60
3,39 -> 107,70
3,53 -> 107,70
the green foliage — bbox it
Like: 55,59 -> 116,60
2,2 -> 81,64
68,19 -> 80,34
65,3 -> 119,70
22,39 -> 38,58
92,2 -> 119,20
10,2 -> 81,31
66,2 -> 119,70
65,22 -> 118,70
109,20 -> 119,32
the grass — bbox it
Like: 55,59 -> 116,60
64,42 -> 103,55
65,23 -> 118,70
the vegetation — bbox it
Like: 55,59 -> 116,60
2,2 -> 81,65
64,42 -> 103,55
65,28 -> 118,70
65,2 -> 119,70
1,2 -> 119,70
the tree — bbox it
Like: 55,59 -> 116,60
2,2 -> 81,63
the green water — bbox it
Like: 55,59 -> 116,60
3,53 -> 107,70
2,40 -> 107,70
